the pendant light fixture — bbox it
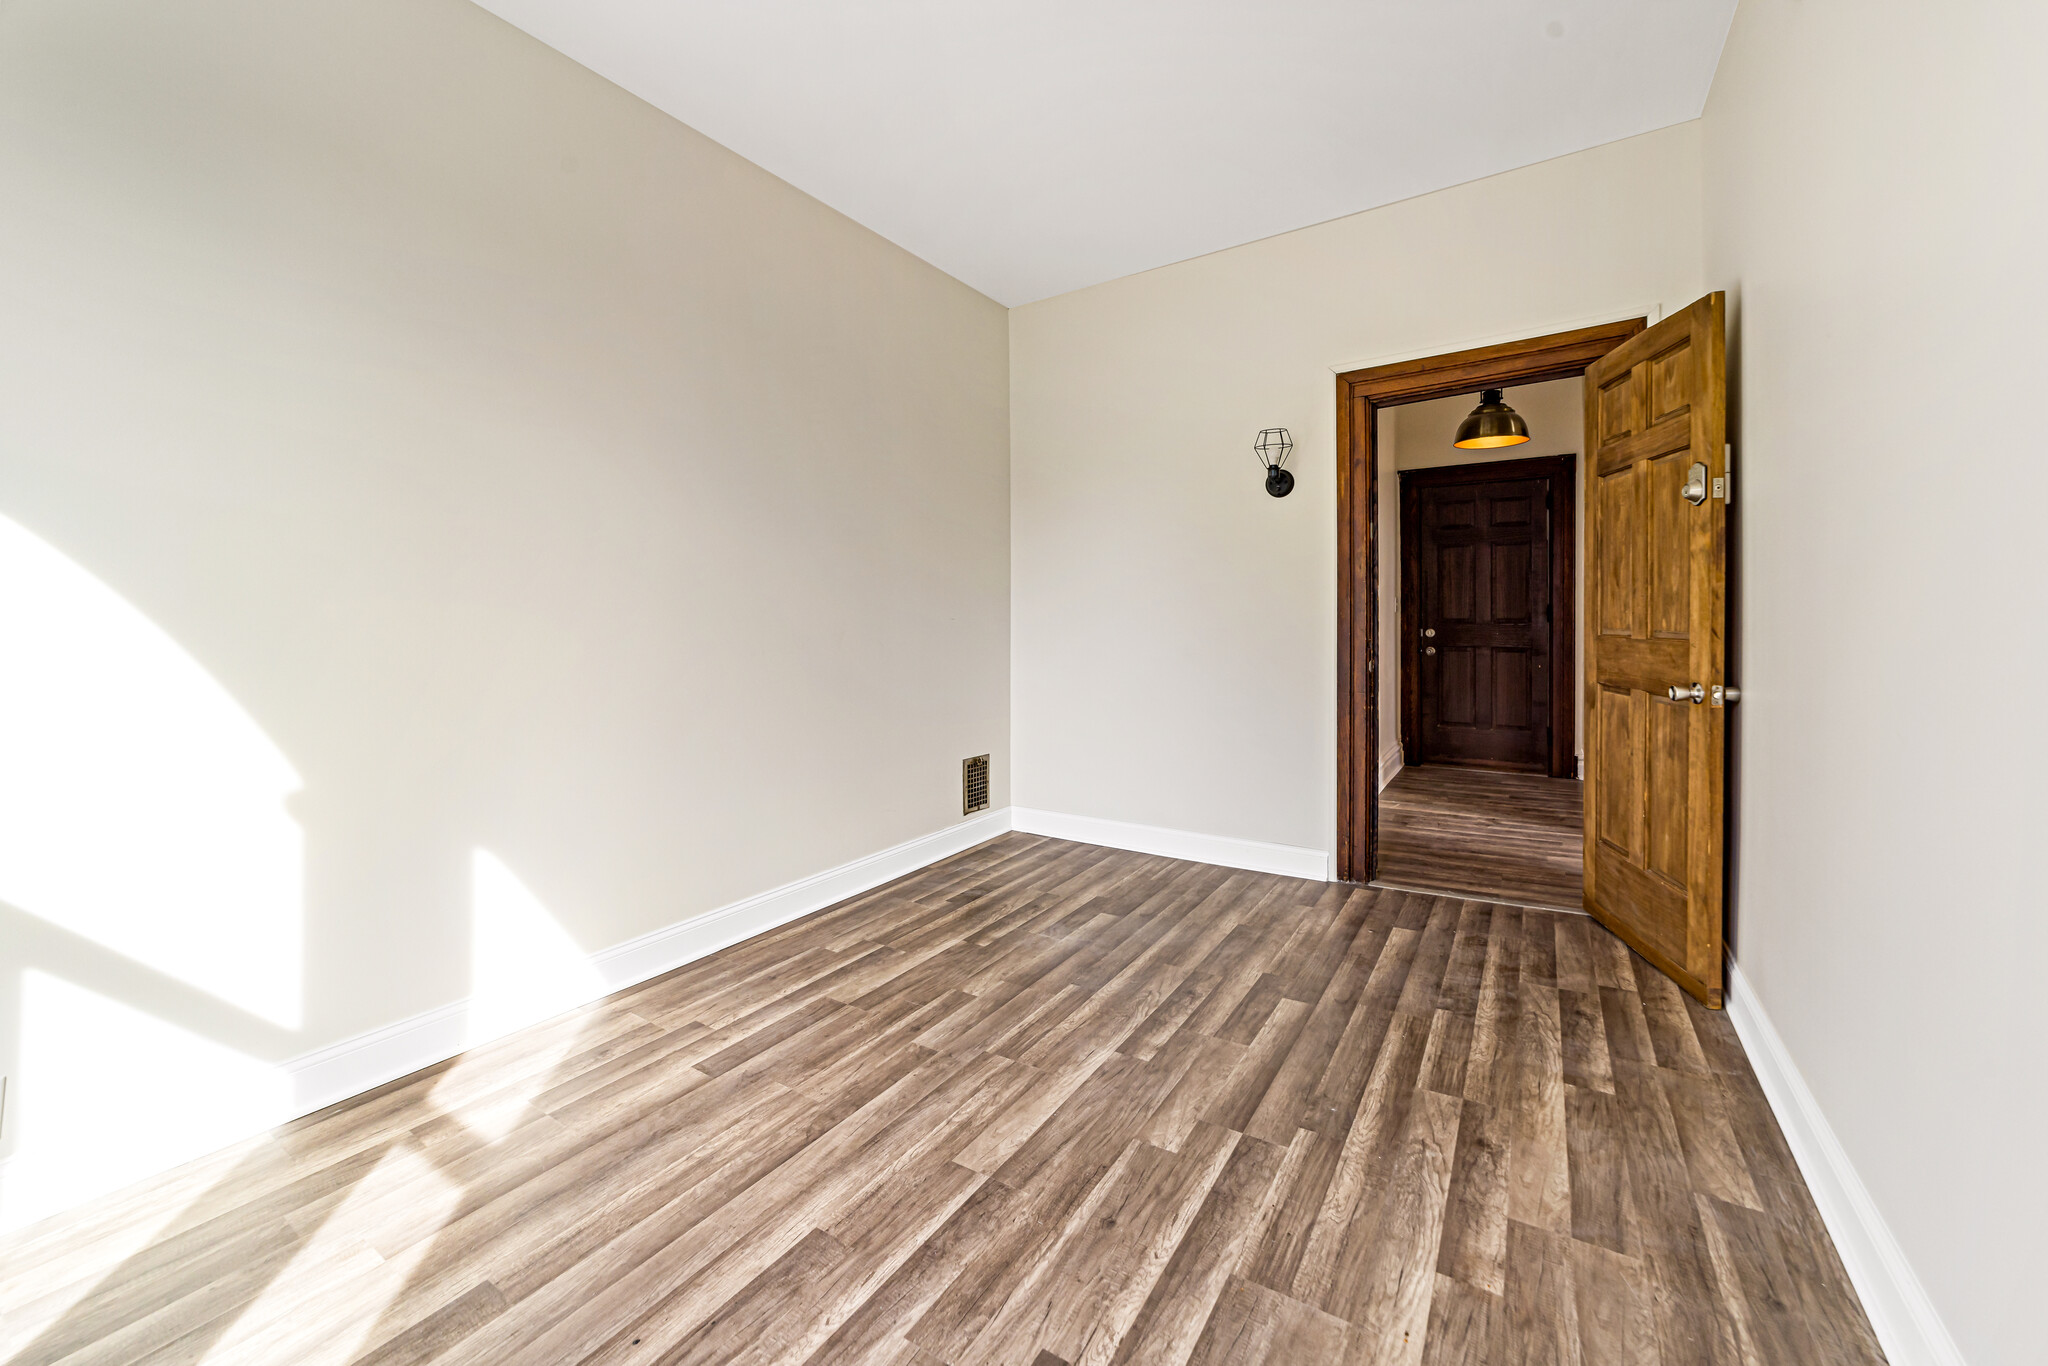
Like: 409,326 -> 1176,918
1453,389 -> 1531,449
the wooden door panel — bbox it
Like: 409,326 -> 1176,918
1582,293 -> 1727,1007
1647,338 -> 1694,423
1593,686 -> 1637,858
1440,649 -> 1477,725
1489,494 -> 1533,527
1647,697 -> 1691,882
1492,650 -> 1532,727
1491,542 -> 1532,622
1439,543 -> 1477,620
1596,468 -> 1635,636
1595,371 -> 1635,447
1593,848 -> 1687,964
1649,453 -> 1692,637
1436,496 -> 1477,528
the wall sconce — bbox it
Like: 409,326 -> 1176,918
1255,428 -> 1294,497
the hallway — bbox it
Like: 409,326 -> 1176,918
1375,765 -> 1585,910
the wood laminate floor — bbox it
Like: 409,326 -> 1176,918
0,835 -> 1883,1366
1375,765 -> 1586,910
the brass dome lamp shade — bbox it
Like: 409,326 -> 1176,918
1452,389 -> 1531,449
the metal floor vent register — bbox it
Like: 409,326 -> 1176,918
962,754 -> 990,815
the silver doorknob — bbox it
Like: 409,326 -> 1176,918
1422,628 -> 1436,638
1425,646 -> 1437,655
1668,683 -> 1705,704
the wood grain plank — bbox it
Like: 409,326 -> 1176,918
1324,1086 -> 1462,1355
1433,1097 -> 1510,1296
4,836 -> 1879,1366
1107,1133 -> 1290,1366
1504,984 -> 1570,1234
1374,766 -> 1585,909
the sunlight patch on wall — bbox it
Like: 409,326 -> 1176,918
1,970 -> 291,1231
0,514 -> 303,1028
440,850 -> 607,1139
469,850 -> 605,1043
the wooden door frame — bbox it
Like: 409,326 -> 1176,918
1398,452 -> 1578,779
1335,317 -> 1644,884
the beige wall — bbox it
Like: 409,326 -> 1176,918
0,0 -> 1008,1225
1012,126 -> 1700,858
1379,379 -> 1586,775
1703,2 -> 2047,1361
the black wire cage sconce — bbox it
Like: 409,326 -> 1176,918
1254,428 -> 1294,497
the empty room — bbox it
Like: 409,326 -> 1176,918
1,3 -> 2039,1365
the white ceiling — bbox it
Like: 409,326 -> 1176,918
471,1 -> 1737,305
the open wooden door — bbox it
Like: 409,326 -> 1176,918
1582,293 -> 1729,1006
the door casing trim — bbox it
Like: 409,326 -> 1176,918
1335,317 -> 1644,884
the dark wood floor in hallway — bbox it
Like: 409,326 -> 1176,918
0,835 -> 1883,1366
1375,764 -> 1587,910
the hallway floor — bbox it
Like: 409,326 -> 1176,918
0,834 -> 1882,1366
1375,764 -> 1586,910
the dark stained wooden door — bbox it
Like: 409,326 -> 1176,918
1582,292 -> 1729,1006
1401,455 -> 1575,776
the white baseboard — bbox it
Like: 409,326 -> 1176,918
1010,807 -> 1328,881
285,806 -> 1016,1118
3,809 -> 1019,1230
1378,744 -> 1404,791
287,997 -> 474,1118
1725,959 -> 1966,1366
